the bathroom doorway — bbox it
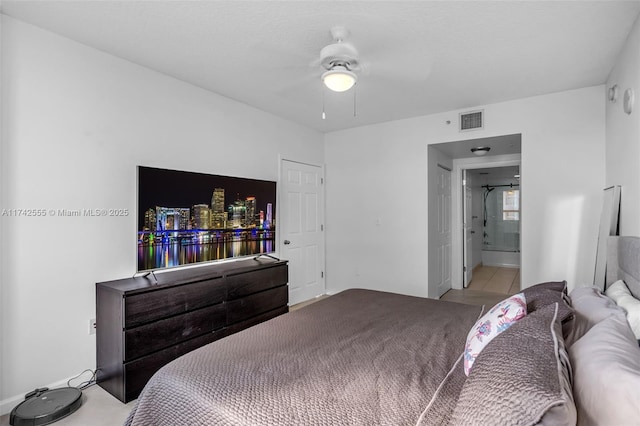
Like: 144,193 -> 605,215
463,166 -> 521,289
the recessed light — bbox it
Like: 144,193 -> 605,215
470,147 -> 491,156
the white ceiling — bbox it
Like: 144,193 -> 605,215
3,1 -> 640,133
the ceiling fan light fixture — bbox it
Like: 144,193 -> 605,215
322,66 -> 357,92
470,146 -> 491,156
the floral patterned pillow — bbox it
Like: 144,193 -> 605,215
463,293 -> 527,376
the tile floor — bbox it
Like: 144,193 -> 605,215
467,265 -> 520,295
440,265 -> 520,307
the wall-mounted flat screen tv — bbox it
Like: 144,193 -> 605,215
137,166 -> 276,272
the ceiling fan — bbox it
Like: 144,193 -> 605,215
316,25 -> 433,93
252,24 -> 433,119
319,26 -> 360,92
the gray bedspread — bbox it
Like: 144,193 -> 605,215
124,289 -> 482,426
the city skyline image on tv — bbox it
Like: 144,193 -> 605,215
137,166 -> 276,271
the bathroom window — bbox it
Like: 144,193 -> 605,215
503,190 -> 520,221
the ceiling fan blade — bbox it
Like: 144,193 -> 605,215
359,57 -> 433,83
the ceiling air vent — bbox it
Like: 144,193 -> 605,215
459,110 -> 484,132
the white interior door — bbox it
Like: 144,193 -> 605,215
280,160 -> 325,305
463,180 -> 473,287
436,165 -> 452,297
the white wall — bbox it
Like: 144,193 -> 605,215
325,86 -> 605,298
0,16 -> 324,412
606,13 -> 640,236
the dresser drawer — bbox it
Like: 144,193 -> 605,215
225,306 -> 288,335
227,285 -> 288,324
125,277 -> 225,327
123,329 -> 226,402
227,265 -> 288,300
124,303 -> 226,362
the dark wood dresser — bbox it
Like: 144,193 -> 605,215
96,257 -> 288,403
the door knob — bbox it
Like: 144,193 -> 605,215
284,240 -> 291,245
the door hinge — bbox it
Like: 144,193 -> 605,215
321,177 -> 324,184
321,271 -> 324,278
321,224 -> 324,231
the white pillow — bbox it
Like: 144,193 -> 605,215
605,280 -> 640,339
463,293 -> 527,376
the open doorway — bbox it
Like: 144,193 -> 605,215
463,166 -> 521,293
427,134 -> 521,302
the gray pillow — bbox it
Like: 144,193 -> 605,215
565,286 -> 624,347
523,281 -> 573,322
451,303 -> 576,426
523,280 -> 567,295
568,311 -> 640,425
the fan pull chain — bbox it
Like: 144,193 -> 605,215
321,83 -> 358,120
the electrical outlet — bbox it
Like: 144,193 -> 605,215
89,318 -> 96,335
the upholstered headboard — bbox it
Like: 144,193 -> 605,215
607,236 -> 640,299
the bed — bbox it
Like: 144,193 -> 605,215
125,236 -> 640,426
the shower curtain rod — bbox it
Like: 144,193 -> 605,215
482,183 -> 520,189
